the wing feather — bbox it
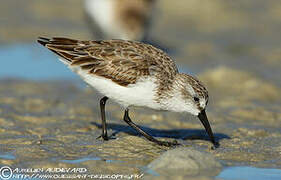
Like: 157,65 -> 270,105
37,37 -> 178,86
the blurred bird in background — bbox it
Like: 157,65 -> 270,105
84,0 -> 156,41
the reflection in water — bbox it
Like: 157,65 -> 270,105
217,166 -> 281,180
60,157 -> 101,164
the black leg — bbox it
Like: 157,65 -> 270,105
123,108 -> 180,147
99,96 -> 109,140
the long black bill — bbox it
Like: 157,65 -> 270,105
197,109 -> 219,148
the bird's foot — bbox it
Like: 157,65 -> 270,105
211,141 -> 220,150
96,134 -> 116,141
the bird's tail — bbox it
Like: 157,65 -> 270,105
37,37 -> 87,65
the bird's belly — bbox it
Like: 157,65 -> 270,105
76,69 -> 161,109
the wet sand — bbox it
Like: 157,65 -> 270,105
0,77 -> 280,178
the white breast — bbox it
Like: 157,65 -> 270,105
72,65 -> 161,109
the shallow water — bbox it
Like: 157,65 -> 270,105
0,44 -> 77,81
217,166 -> 281,180
60,157 -> 101,164
0,152 -> 15,160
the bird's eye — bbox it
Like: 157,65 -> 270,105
193,97 -> 199,102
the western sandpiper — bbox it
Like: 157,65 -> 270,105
37,37 -> 219,148
84,0 -> 155,41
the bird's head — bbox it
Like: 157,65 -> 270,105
169,73 -> 219,148
170,73 -> 208,115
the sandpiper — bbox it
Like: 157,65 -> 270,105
84,0 -> 155,41
37,37 -> 219,148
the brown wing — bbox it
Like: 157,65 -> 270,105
37,37 -> 178,86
